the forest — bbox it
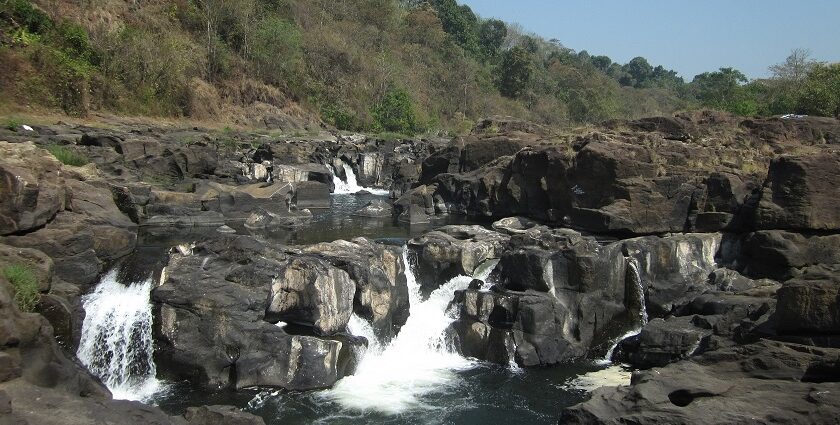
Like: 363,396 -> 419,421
1,0 -> 838,134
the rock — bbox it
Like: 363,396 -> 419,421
0,245 -> 53,292
293,181 -> 330,209
408,225 -> 509,294
79,133 -> 123,152
755,153 -> 840,231
301,239 -> 409,338
351,200 -> 393,218
613,317 -> 710,368
183,405 -> 265,425
265,257 -> 355,335
740,231 -> 840,280
491,216 -> 539,235
153,236 -> 360,391
0,141 -> 66,235
560,341 -> 840,424
216,225 -> 236,234
244,208 -> 312,230
144,211 -> 226,228
777,266 -> 840,335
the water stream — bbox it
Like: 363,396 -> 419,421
76,269 -> 165,401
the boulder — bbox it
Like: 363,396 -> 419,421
153,236 -> 360,391
265,257 -> 355,335
613,317 -> 710,368
755,153 -> 840,231
777,266 -> 840,335
351,200 -> 393,218
408,225 -> 509,294
293,181 -> 330,209
0,142 -> 66,235
740,231 -> 840,280
301,239 -> 409,339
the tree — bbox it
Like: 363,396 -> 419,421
767,48 -> 818,114
371,86 -> 418,134
590,55 -> 612,72
478,19 -> 506,60
692,67 -> 751,113
497,46 -> 532,98
431,0 -> 479,55
623,56 -> 653,87
798,63 -> 840,117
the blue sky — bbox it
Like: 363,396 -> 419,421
460,0 -> 840,80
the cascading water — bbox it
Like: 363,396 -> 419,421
76,269 -> 165,401
320,249 -> 490,414
599,257 -> 648,365
330,162 -> 389,195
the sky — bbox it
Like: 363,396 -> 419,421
460,0 -> 840,80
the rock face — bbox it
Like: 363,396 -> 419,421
755,153 -> 840,231
408,225 -> 510,295
561,341 -> 840,424
0,142 -> 66,236
265,257 -> 355,335
152,236 -> 360,391
301,238 -> 409,339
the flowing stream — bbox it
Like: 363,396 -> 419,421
331,162 -> 389,195
76,269 -> 165,401
600,257 -> 649,364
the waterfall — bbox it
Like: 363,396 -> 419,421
330,162 -> 389,195
76,269 -> 165,401
599,257 -> 648,365
320,248 -> 484,414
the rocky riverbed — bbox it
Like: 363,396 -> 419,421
1,111 -> 839,424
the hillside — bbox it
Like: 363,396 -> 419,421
1,0 -> 837,134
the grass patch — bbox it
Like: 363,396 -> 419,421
4,117 -> 22,131
45,144 -> 89,166
373,131 -> 413,141
2,264 -> 40,312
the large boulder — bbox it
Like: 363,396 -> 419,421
265,256 -> 355,336
754,153 -> 840,231
0,141 -> 66,235
153,236 -> 360,391
776,265 -> 840,335
301,238 -> 409,339
408,225 -> 509,294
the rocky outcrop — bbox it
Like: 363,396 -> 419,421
561,341 -> 840,424
408,225 -> 510,294
152,236 -> 361,391
300,238 -> 409,339
0,142 -> 66,236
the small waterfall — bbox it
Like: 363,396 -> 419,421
627,258 -> 648,325
330,162 -> 389,196
320,248 -> 481,414
599,257 -> 648,365
76,269 -> 164,401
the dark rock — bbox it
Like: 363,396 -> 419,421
293,181 -> 330,209
613,317 -> 710,368
301,239 -> 409,339
777,267 -> 840,335
265,256 -> 355,336
560,341 -> 840,424
740,231 -> 840,280
183,405 -> 265,425
755,153 -> 840,231
352,200 -> 393,218
0,142 -> 66,236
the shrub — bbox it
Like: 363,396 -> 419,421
4,117 -> 21,130
45,144 -> 88,166
2,264 -> 40,312
371,86 -> 418,135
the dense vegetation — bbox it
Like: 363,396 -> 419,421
0,0 -> 837,134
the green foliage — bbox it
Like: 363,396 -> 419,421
497,47 -> 532,98
321,104 -> 357,131
250,16 -> 303,87
4,117 -> 21,130
691,68 -> 749,112
2,264 -> 40,312
431,0 -> 480,55
45,144 -> 89,166
3,0 -> 52,34
477,19 -> 506,60
799,63 -> 840,117
371,86 -> 418,134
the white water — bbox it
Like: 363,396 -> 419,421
321,249 -> 489,414
566,365 -> 632,391
598,258 -> 649,365
77,269 -> 165,401
331,162 -> 389,196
